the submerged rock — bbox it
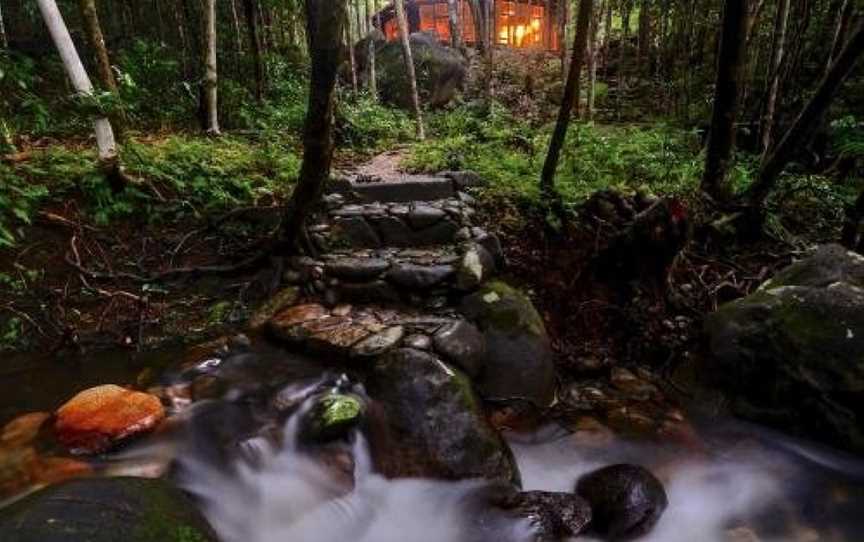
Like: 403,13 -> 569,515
299,393 -> 365,444
461,280 -> 556,407
367,348 -> 519,484
55,385 -> 165,454
575,464 -> 668,540
0,477 -> 218,542
703,244 -> 864,453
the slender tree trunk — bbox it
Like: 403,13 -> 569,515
828,0 -> 854,69
395,0 -> 425,139
202,0 -> 220,134
559,0 -> 568,75
244,0 -> 266,102
230,0 -> 244,52
447,0 -> 463,49
36,0 -> 122,181
469,0 -> 485,52
367,0 -> 378,98
282,0 -> 348,251
483,0 -> 494,111
602,0 -> 612,77
759,0 -> 789,156
699,0 -> 748,201
540,0 -> 595,197
747,20 -> 864,208
586,0 -> 604,120
0,1 -> 8,49
638,0 -> 651,65
346,19 -> 358,91
77,0 -> 126,139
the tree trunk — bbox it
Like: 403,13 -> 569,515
747,20 -> 864,208
699,0 -> 748,201
468,0 -> 485,52
828,0 -> 854,69
202,0 -> 220,135
759,0 -> 789,156
367,0 -> 378,98
0,0 -> 8,49
638,0 -> 651,65
395,0 -> 425,139
36,0 -> 121,181
243,0 -> 266,102
346,19 -> 358,92
282,0 -> 347,251
483,0 -> 494,111
77,0 -> 126,139
586,0 -> 604,120
540,0 -> 595,197
230,0 -> 244,53
447,0 -> 463,49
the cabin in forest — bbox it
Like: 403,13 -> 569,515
374,0 -> 561,51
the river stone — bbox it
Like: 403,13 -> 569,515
369,215 -> 415,246
432,320 -> 486,378
55,385 -> 165,454
325,257 -> 391,280
703,244 -> 864,453
0,477 -> 218,542
386,263 -> 455,290
352,326 -> 405,357
408,204 -> 447,229
337,280 -> 403,304
414,218 -> 462,246
299,393 -> 365,444
575,464 -> 668,540
403,333 -> 433,350
269,303 -> 329,335
248,286 -> 300,330
461,281 -> 556,407
332,216 -> 381,248
456,243 -> 497,291
367,348 -> 519,483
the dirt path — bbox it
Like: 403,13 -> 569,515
340,146 -> 412,182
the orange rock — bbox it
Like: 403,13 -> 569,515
55,385 -> 165,454
31,456 -> 92,486
1,412 -> 51,447
271,303 -> 330,328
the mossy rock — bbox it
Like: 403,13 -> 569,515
461,280 -> 555,407
299,393 -> 365,444
0,477 -> 218,542
704,245 -> 864,453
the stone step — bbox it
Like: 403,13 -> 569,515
265,303 -> 485,378
291,237 -> 504,308
327,170 -> 483,204
311,195 -> 480,251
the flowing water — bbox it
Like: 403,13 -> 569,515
4,346 -> 864,541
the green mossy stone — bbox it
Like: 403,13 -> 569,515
300,394 -> 365,443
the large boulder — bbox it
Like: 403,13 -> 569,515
0,477 -> 218,542
704,244 -> 864,453
376,32 -> 467,109
461,281 -> 556,407
366,347 -> 520,484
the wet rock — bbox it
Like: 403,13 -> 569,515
404,333 -> 432,350
248,287 -> 301,330
0,446 -> 91,500
414,218 -> 462,245
703,244 -> 864,453
408,204 -> 447,229
369,215 -> 416,246
325,257 -> 391,280
299,393 -> 365,444
367,348 -> 519,483
432,320 -> 486,378
337,280 -> 403,304
305,318 -> 374,355
0,477 -> 218,542
568,416 -> 617,448
268,303 -> 330,340
514,490 -> 593,538
462,280 -> 556,407
332,216 -> 381,247
351,325 -> 405,357
440,170 -> 485,190
455,243 -> 497,291
576,464 -> 668,540
386,263 -> 455,290
55,385 -> 165,454
1,412 -> 50,448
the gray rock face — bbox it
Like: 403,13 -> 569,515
576,464 -> 668,541
704,244 -> 864,453
377,32 -> 467,109
433,320 -> 486,377
367,348 -> 520,484
0,477 -> 218,542
462,281 -> 556,407
408,204 -> 447,229
325,257 -> 390,280
386,263 -> 455,290
456,243 -> 497,291
332,216 -> 381,248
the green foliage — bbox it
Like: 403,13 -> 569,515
334,93 -> 413,152
832,116 -> 864,159
0,163 -> 50,247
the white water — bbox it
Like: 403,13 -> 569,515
170,399 -> 864,542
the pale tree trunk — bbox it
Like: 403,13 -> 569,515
747,20 -> 864,209
395,0 -> 425,139
602,0 -> 612,76
243,0 -> 266,102
759,0 -> 789,156
447,0 -> 463,49
36,0 -> 117,167
202,0 -> 220,135
828,0 -> 854,69
0,1 -> 8,49
346,20 -> 358,91
469,0 -> 485,52
699,0 -> 748,201
483,0 -> 494,111
77,0 -> 125,138
282,0 -> 347,252
230,0 -> 244,52
540,0 -> 595,197
367,0 -> 377,98
586,0 -> 604,120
